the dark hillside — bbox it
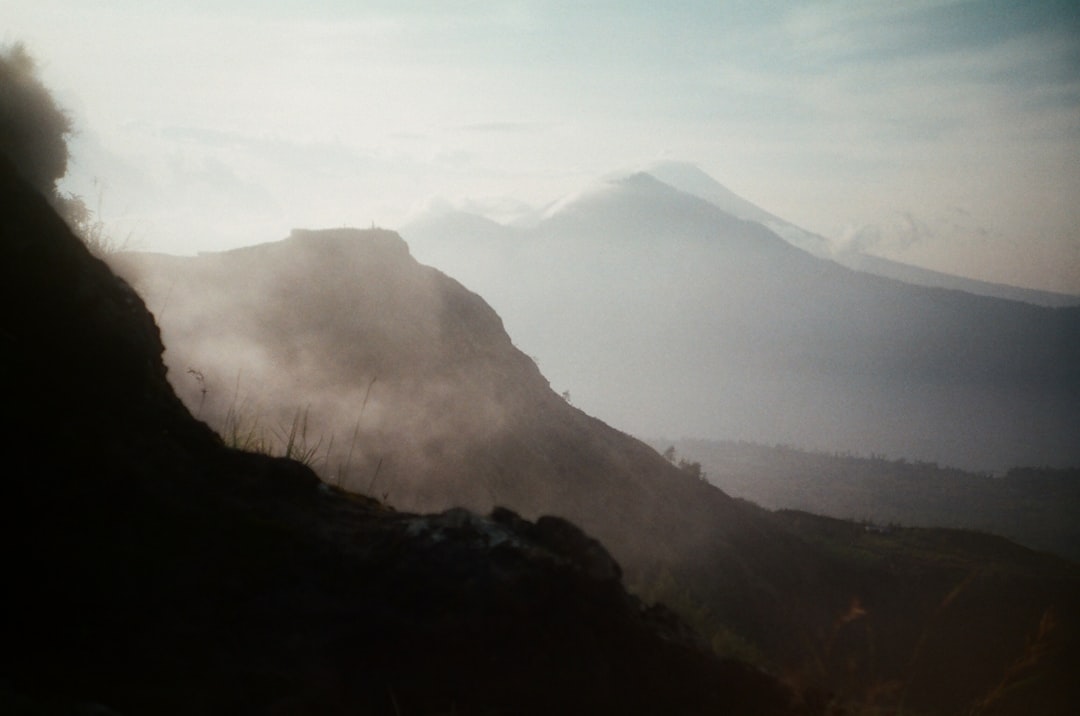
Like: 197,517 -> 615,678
769,511 -> 1080,715
0,157 -> 813,714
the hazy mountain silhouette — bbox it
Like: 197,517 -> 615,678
114,227 -> 1080,714
639,160 -> 1080,307
638,160 -> 833,256
832,250 -> 1080,307
403,170 -> 1080,472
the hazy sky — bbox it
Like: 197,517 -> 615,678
7,0 -> 1080,292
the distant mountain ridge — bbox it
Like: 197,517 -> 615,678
636,160 -> 1080,307
638,161 -> 833,257
402,170 -> 1080,472
833,250 -> 1080,307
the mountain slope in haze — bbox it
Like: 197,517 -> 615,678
833,250 -> 1080,307
402,171 -> 1080,472
640,160 -> 1080,308
639,160 -> 832,257
1,157 -> 813,715
115,228 -> 1080,714
113,228 -> 762,552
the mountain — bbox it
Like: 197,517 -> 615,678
1,158 -> 814,714
402,170 -> 1080,472
639,160 -> 833,256
831,250 -> 1080,307
639,160 -> 1080,308
638,161 -> 784,226
113,225 -> 1080,714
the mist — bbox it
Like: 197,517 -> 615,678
104,221 -> 1080,711
111,230 -> 564,514
8,27 -> 1080,712
105,166 -> 1080,489
11,30 -> 1073,497
403,170 -> 1080,473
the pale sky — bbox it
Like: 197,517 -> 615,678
6,0 -> 1080,293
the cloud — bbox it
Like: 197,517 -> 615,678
836,211 -> 935,255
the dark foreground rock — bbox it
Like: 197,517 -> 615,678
0,157 -> 815,714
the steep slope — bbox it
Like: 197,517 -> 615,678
114,225 -> 1080,714
403,172 -> 1080,472
640,160 -> 833,257
640,161 -> 786,227
0,161 -> 813,714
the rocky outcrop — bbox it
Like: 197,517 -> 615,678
0,156 -> 811,714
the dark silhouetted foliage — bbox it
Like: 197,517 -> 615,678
0,43 -> 71,199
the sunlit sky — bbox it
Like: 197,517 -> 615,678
7,0 -> 1080,293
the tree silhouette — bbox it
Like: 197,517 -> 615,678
0,43 -> 72,200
